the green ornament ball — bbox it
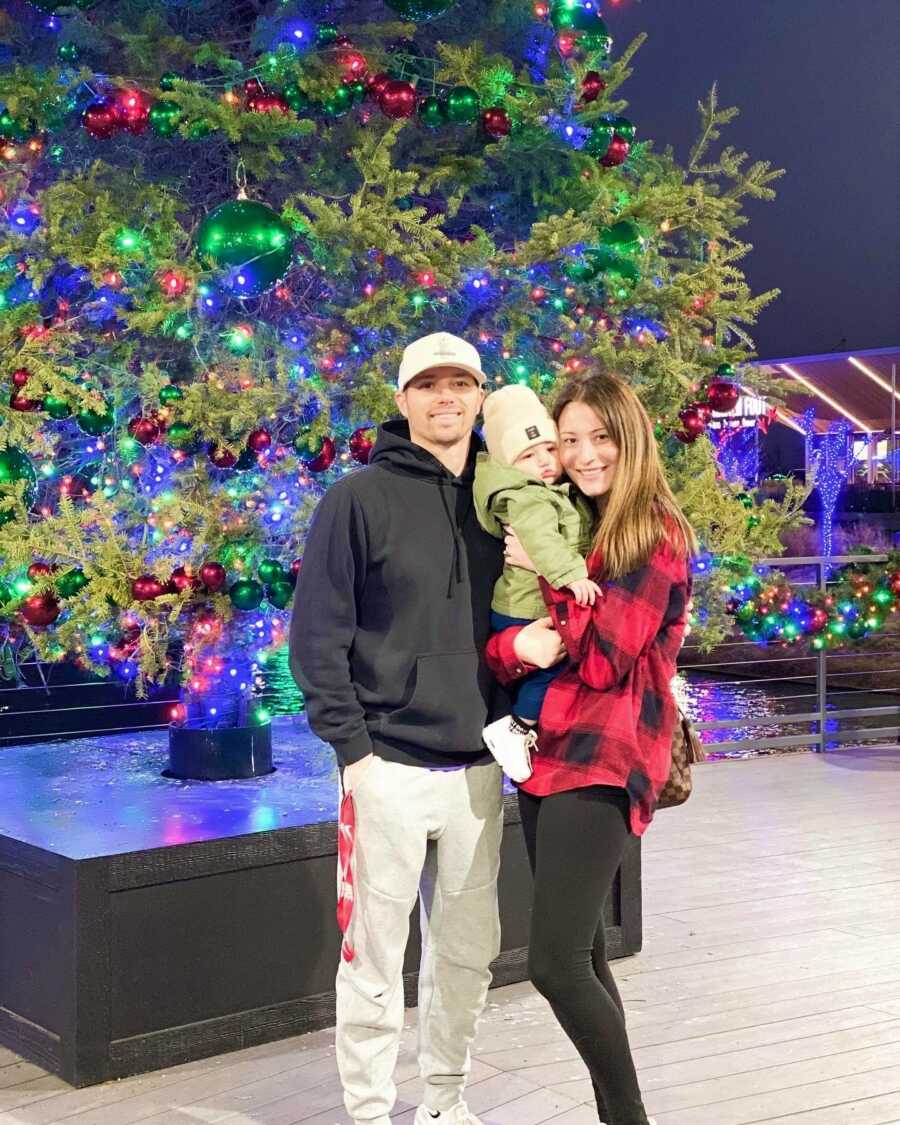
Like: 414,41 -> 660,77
188,119 -> 213,139
584,122 -> 614,159
195,199 -> 294,298
267,579 -> 294,609
257,558 -> 285,585
76,407 -> 115,436
609,115 -> 636,143
418,96 -> 447,128
0,446 -> 37,525
579,27 -> 613,54
149,100 -> 184,138
600,220 -> 642,256
0,580 -> 13,608
43,395 -> 72,419
159,72 -> 179,92
716,362 -> 736,379
550,0 -> 608,34
159,384 -> 184,406
384,0 -> 456,19
57,569 -> 89,598
229,577 -> 264,611
562,255 -> 600,282
446,86 -> 479,125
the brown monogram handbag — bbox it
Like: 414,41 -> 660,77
656,709 -> 706,809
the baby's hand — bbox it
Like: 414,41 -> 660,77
567,578 -> 603,606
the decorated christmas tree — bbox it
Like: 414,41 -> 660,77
0,0 -> 806,738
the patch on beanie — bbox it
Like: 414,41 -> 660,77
525,425 -> 539,440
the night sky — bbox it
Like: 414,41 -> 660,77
605,0 -> 899,360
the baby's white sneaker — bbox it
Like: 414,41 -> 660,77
482,715 -> 536,783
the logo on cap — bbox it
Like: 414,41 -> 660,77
525,425 -> 540,440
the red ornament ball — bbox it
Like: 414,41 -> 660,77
199,561 -> 227,591
290,557 -> 302,577
379,80 -> 417,119
707,379 -> 740,414
581,71 -> 606,103
481,106 -> 511,139
600,135 -> 630,167
337,49 -> 368,78
168,566 -> 198,593
132,575 -> 167,601
128,415 -> 161,445
10,392 -> 40,412
244,78 -> 265,98
303,435 -> 337,474
21,593 -> 60,627
112,88 -> 152,135
208,446 -> 238,469
249,93 -> 291,115
83,98 -> 119,139
247,428 -> 272,453
694,401 -> 714,424
349,425 -> 377,465
367,72 -> 392,100
27,561 -> 54,579
12,368 -> 30,388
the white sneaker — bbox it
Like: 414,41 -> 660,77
482,716 -> 537,783
414,1104 -> 483,1125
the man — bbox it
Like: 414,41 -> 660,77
290,332 -> 508,1125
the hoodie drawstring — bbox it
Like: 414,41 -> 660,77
438,482 -> 469,598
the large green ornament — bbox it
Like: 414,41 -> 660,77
43,395 -> 72,419
149,100 -> 184,137
418,96 -> 447,128
579,26 -> 613,55
584,122 -> 614,159
0,447 -> 37,525
563,255 -> 601,283
609,115 -> 636,142
229,578 -> 265,611
195,200 -> 294,298
600,220 -> 642,256
57,569 -> 89,598
267,580 -> 293,609
550,0 -> 607,33
384,0 -> 456,20
446,86 -> 480,125
76,406 -> 115,436
257,558 -> 285,585
159,384 -> 184,406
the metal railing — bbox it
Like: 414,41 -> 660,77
680,554 -> 900,754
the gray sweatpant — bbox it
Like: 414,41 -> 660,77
336,756 -> 504,1123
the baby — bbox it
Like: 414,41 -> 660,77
474,384 -> 598,782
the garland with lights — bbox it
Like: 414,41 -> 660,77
725,553 -> 900,649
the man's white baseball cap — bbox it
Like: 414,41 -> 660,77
397,332 -> 486,392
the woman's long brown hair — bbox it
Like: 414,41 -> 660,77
552,371 -> 698,579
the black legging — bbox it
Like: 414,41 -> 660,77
519,786 -> 649,1125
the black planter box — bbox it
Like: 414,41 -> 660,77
0,719 -> 642,1087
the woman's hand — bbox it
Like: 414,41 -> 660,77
513,616 -> 567,669
504,530 -> 538,572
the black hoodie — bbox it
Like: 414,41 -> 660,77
289,419 -> 508,768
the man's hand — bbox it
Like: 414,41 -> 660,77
566,577 -> 603,606
513,616 -> 567,669
343,753 -> 375,793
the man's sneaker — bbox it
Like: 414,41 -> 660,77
482,715 -> 536,783
414,1104 -> 484,1125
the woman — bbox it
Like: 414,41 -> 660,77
486,370 -> 696,1125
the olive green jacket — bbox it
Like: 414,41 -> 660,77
473,453 -> 594,618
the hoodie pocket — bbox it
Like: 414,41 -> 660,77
379,650 -> 487,752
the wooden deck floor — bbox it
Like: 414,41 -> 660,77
4,746 -> 900,1124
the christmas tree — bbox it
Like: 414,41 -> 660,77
0,0 -> 806,732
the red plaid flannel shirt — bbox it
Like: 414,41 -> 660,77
485,538 -> 691,836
